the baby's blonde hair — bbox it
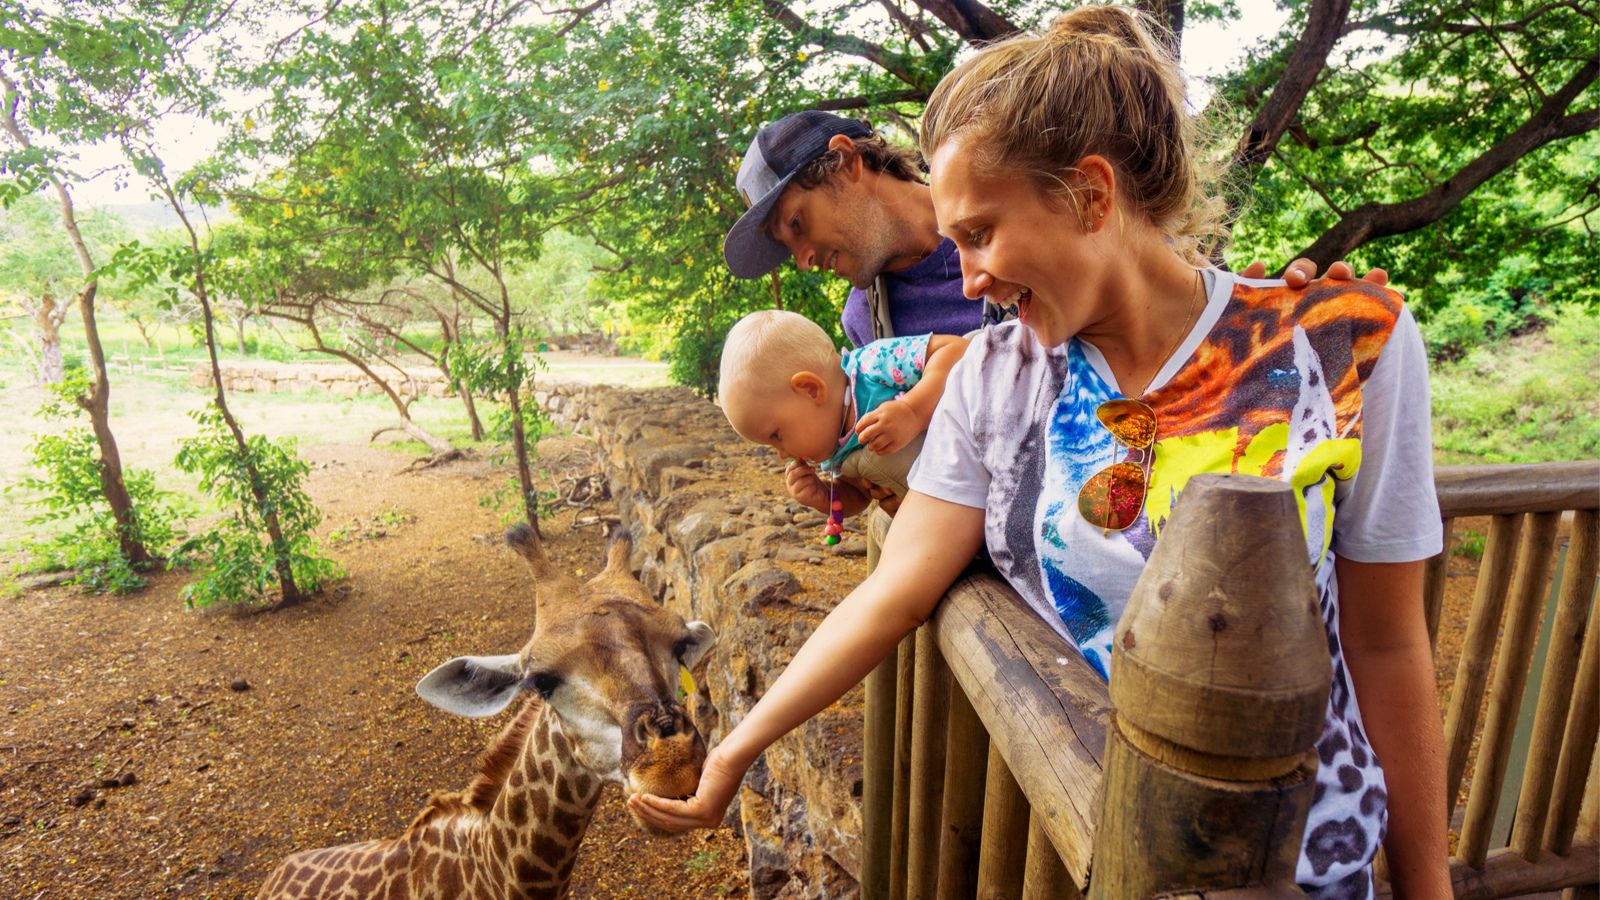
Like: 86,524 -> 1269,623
918,5 -> 1229,262
718,310 -> 839,400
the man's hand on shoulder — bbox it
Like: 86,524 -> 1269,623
1239,258 -> 1389,289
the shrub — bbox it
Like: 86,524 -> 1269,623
9,374 -> 183,593
172,406 -> 341,607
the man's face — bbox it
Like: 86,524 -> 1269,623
765,176 -> 898,290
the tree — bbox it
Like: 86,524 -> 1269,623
0,19 -> 166,567
518,0 -> 1596,375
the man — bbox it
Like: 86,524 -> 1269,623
723,110 -> 1381,346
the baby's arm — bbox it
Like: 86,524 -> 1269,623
856,335 -> 969,455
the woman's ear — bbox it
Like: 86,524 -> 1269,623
1075,155 -> 1117,233
790,371 -> 828,404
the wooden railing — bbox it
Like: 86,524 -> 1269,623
858,461 -> 1600,900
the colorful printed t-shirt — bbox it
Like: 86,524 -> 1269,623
818,334 -> 931,474
909,269 -> 1442,899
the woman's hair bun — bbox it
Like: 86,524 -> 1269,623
1048,5 -> 1172,57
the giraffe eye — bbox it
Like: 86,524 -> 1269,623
530,672 -> 562,699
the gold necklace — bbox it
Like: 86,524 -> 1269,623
1132,268 -> 1203,399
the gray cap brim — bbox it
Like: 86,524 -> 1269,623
723,170 -> 797,279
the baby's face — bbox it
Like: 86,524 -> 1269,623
724,375 -> 844,465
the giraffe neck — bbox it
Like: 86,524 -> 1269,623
473,700 -> 605,897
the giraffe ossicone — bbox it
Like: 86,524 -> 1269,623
258,523 -> 717,899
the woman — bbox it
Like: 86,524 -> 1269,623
633,8 -> 1449,897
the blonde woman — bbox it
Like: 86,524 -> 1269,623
634,8 -> 1449,897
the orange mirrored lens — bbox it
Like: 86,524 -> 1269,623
1077,461 -> 1148,531
1095,399 -> 1157,449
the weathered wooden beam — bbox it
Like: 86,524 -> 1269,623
1435,461 -> 1600,517
932,573 -> 1110,885
1375,842 -> 1600,899
1090,474 -> 1328,898
1545,547 -> 1599,856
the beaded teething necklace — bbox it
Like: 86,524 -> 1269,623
816,366 -> 856,546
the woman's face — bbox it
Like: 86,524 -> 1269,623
928,139 -> 1103,348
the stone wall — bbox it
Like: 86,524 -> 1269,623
534,379 -> 869,900
191,361 -> 454,398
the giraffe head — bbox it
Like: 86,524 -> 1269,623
416,523 -> 715,827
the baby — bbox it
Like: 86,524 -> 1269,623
718,310 -> 968,517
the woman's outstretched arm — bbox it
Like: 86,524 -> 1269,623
630,492 -> 986,831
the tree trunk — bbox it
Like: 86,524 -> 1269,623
507,384 -> 541,538
130,315 -> 156,349
1,71 -> 155,567
26,292 -> 66,385
162,187 -> 306,607
233,315 -> 247,356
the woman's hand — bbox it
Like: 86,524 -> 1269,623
1241,258 -> 1389,288
628,743 -> 748,833
856,398 -> 922,455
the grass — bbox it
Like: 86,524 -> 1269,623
1429,304 -> 1600,465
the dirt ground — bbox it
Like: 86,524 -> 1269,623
0,439 -> 748,899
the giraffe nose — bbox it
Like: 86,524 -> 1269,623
630,702 -> 685,744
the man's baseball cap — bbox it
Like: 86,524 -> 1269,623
723,110 -> 873,279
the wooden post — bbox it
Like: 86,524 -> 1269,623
936,687 -> 989,900
976,744 -> 1030,900
1515,510 -> 1598,858
891,632 -> 916,900
1424,517 -> 1455,652
1444,513 -> 1525,810
1022,809 -> 1080,900
863,506 -> 895,900
1545,521 -> 1599,856
1089,474 -> 1330,899
906,626 -> 951,899
1461,510 -> 1562,866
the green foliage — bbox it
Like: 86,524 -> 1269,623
1431,304 -> 1600,464
1452,529 -> 1485,561
172,406 -> 340,607
8,373 -> 182,593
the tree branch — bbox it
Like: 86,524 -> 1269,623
906,0 -> 1018,44
812,88 -> 929,111
1295,60 -> 1599,265
760,0 -> 923,86
1228,0 -> 1354,216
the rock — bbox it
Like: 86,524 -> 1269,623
229,678 -> 251,692
775,545 -> 823,565
723,561 -> 802,613
670,511 -> 725,553
832,537 -> 868,558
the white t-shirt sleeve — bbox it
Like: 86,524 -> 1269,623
907,350 -> 989,509
1331,306 -> 1444,563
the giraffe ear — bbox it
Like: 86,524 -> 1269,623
678,621 -> 716,672
416,654 -> 525,718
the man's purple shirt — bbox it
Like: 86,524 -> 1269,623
840,238 -> 982,347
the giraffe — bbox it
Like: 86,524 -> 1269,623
257,523 -> 717,899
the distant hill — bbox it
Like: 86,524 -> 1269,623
89,200 -> 233,234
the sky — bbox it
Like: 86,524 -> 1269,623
67,0 -> 1292,209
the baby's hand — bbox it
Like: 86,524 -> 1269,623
784,461 -> 832,514
856,399 -> 922,456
